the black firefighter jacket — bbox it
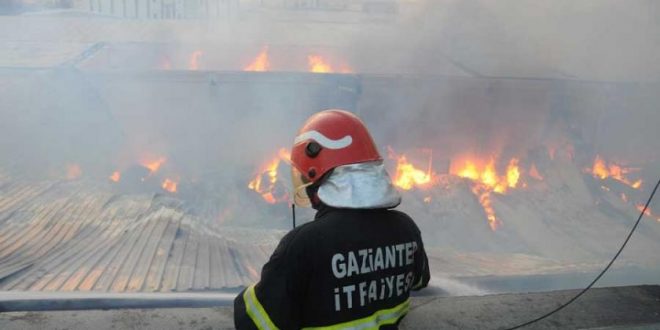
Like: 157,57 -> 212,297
234,206 -> 431,329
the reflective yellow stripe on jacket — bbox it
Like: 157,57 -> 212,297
244,284 -> 279,330
303,299 -> 411,330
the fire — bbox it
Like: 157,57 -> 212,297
529,163 -> 544,181
244,47 -> 271,72
248,148 -> 291,204
308,55 -> 333,73
450,155 -> 528,230
141,157 -> 167,173
162,178 -> 178,193
472,185 -> 501,231
506,158 -> 520,189
588,155 -> 642,189
189,50 -> 203,71
66,164 -> 82,180
635,204 -> 660,222
109,171 -> 121,182
389,148 -> 437,190
452,158 -> 511,194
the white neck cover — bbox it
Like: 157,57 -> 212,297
317,160 -> 402,209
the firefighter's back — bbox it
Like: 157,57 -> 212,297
297,206 -> 429,328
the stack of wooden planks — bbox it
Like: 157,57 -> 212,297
0,179 -> 282,293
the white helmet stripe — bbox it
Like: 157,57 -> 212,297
294,130 -> 353,150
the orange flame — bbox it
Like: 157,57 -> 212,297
635,204 -> 659,222
452,157 -> 510,194
141,157 -> 167,173
109,171 -> 121,182
248,148 -> 291,204
162,178 -> 178,193
189,50 -> 203,71
588,155 -> 642,189
245,47 -> 271,72
506,158 -> 520,189
529,163 -> 544,181
472,185 -> 501,231
308,55 -> 333,73
450,155 -> 527,231
66,164 -> 82,180
389,149 -> 437,190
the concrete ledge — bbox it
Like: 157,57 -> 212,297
1,285 -> 659,329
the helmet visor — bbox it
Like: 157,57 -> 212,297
291,166 -> 313,208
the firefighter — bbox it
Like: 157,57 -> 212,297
234,109 -> 431,329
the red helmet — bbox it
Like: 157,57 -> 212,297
290,109 -> 381,206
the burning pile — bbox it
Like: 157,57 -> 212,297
448,157 -> 526,231
587,155 -> 642,189
247,148 -> 291,204
383,147 -> 536,231
388,148 -> 437,191
585,155 -> 658,222
108,155 -> 179,194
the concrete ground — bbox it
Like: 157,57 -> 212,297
1,285 -> 659,329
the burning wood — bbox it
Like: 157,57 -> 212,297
587,155 -> 642,189
389,147 -> 437,190
471,184 -> 501,231
244,46 -> 271,72
248,148 -> 291,204
140,156 -> 167,174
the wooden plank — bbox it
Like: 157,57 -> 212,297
125,209 -> 175,292
193,232 -> 211,290
10,201 -> 120,291
160,220 -> 189,292
75,203 -> 143,291
219,239 -> 247,288
176,220 -> 199,292
0,262 -> 33,283
24,196 -> 103,291
143,213 -> 182,292
0,192 -> 80,264
92,209 -> 154,292
53,199 -> 136,291
0,182 -> 55,219
208,237 -> 223,289
0,207 -> 46,255
0,184 -> 34,212
5,193 -> 95,266
33,195 -> 117,291
109,208 -> 164,292
0,203 -> 48,252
